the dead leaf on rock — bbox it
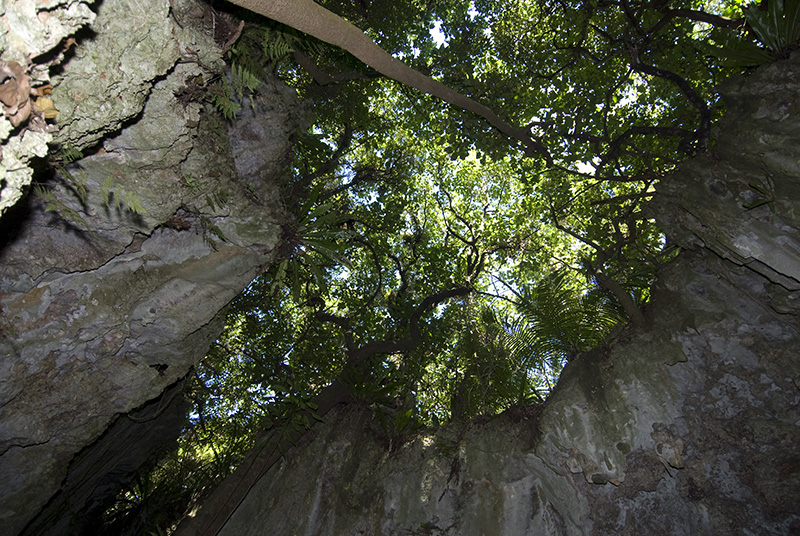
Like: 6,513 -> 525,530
33,96 -> 59,119
0,60 -> 32,127
32,84 -> 52,97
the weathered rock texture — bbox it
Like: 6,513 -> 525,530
21,379 -> 191,536
205,57 -> 800,535
0,0 -> 96,213
0,0 -> 304,534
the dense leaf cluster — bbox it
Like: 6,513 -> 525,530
101,0 -> 793,532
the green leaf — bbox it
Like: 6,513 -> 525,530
309,262 -> 329,294
743,198 -> 772,209
697,37 -> 774,67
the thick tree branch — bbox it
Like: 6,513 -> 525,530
228,0 -> 553,163
592,270 -> 646,328
348,286 -> 473,367
648,9 -> 743,37
292,50 -> 336,84
630,59 -> 711,152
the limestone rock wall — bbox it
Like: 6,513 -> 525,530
0,0 -> 305,534
21,379 -> 191,536
212,57 -> 800,536
0,0 -> 96,213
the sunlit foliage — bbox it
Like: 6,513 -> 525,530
101,0 -> 782,532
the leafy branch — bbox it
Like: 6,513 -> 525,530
701,0 -> 800,66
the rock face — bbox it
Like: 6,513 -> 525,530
0,0 -> 96,213
0,0 -> 305,534
2,0 -> 799,533
208,58 -> 800,535
20,379 -> 191,536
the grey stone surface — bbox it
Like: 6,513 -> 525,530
0,0 -> 96,213
0,0 -> 306,533
51,0 -> 182,151
20,379 -> 191,536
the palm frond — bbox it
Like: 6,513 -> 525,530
500,268 -> 626,395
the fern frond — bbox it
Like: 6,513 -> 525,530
57,145 -> 83,163
32,184 -> 90,229
232,62 -> 261,96
261,27 -> 294,61
502,267 -> 625,381
210,78 -> 242,120
120,191 -> 147,214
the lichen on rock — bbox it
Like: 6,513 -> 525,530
51,0 -> 183,151
0,0 -> 96,215
0,119 -> 49,212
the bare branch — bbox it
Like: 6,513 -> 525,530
307,125 -> 354,184
319,165 -> 390,202
590,191 -> 654,206
315,309 -> 356,353
549,204 -> 645,327
630,60 -> 711,152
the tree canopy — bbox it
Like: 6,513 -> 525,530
100,0 -> 799,532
